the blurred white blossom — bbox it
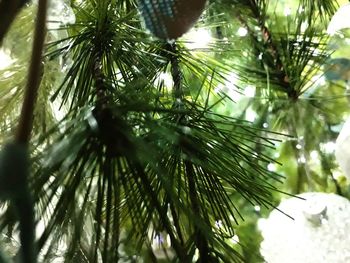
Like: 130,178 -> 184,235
259,192 -> 350,263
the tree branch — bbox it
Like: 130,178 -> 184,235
237,2 -> 297,100
15,0 -> 47,144
12,1 -> 47,262
166,43 -> 183,100
0,0 -> 28,45
166,42 -> 211,261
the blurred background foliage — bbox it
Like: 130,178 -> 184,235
1,0 -> 350,262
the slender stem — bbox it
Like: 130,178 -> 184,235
12,1 -> 47,262
15,0 -> 47,144
16,191 -> 36,263
167,43 -> 183,100
0,0 -> 28,44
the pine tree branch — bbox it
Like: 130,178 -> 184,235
299,0 -> 338,20
167,42 -> 187,126
93,54 -> 109,110
167,43 -> 182,99
185,161 -> 210,262
166,42 -> 212,261
236,2 -> 297,100
90,37 -> 123,262
132,162 -> 190,263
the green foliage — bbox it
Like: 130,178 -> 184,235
1,0 -> 350,262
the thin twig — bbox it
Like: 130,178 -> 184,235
0,0 -> 28,44
12,1 -> 47,263
15,0 -> 48,144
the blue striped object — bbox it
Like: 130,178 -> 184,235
138,0 -> 207,39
